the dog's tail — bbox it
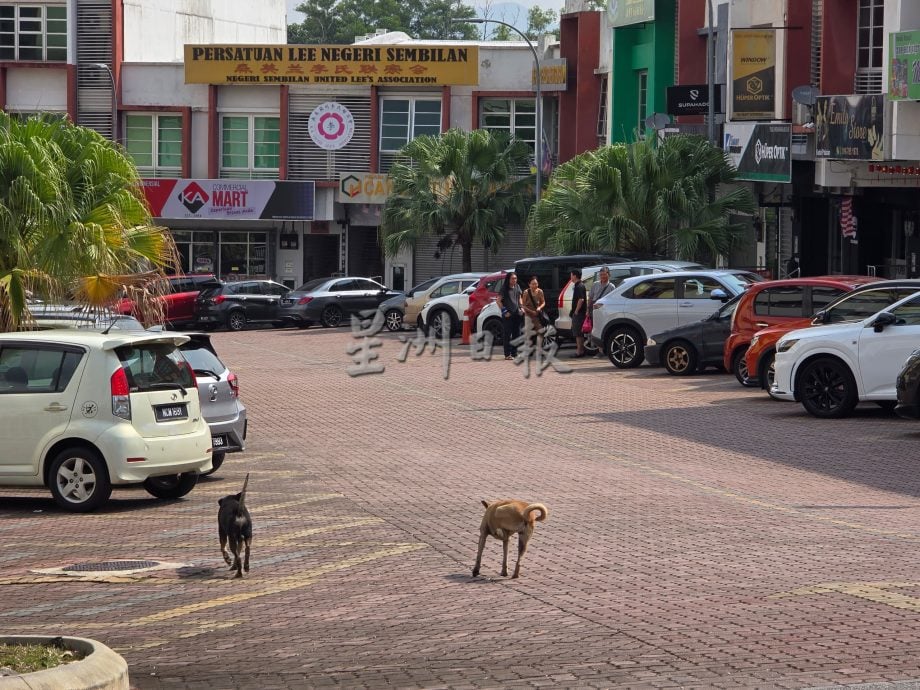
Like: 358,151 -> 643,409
239,473 -> 250,509
523,503 -> 548,522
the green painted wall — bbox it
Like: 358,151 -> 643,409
609,0 -> 676,143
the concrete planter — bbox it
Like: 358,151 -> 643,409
0,636 -> 128,690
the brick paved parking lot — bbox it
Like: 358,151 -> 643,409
5,326 -> 920,688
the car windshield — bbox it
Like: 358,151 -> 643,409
720,274 -> 759,293
295,278 -> 329,292
115,343 -> 194,392
179,341 -> 226,376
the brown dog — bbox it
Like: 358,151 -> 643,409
472,499 -> 549,579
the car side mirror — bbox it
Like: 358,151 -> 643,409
812,309 -> 828,325
872,311 -> 898,332
710,288 -> 728,302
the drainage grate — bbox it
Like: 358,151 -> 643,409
62,560 -> 160,572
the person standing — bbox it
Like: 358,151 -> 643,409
588,266 -> 615,357
521,275 -> 547,349
496,272 -> 523,360
569,268 -> 587,357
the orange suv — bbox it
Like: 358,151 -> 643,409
722,276 -> 878,385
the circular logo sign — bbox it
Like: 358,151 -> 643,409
308,102 -> 355,151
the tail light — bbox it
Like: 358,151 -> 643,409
213,295 -> 226,304
559,280 -> 571,308
111,367 -> 131,420
297,296 -> 313,305
228,372 -> 240,398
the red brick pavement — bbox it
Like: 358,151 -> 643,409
4,326 -> 920,688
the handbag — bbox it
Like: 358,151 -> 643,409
527,288 -> 550,328
581,314 -> 593,334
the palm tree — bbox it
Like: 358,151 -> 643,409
0,113 -> 177,331
529,135 -> 755,261
380,128 -> 533,272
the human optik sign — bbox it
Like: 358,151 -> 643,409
184,44 -> 480,85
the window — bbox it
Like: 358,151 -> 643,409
380,98 -> 441,152
0,346 -> 82,393
125,114 -> 182,177
811,287 -> 844,312
219,232 -> 267,276
430,281 -> 463,299
354,279 -> 383,292
855,0 -> 884,93
890,296 -> 920,326
172,230 -> 217,275
331,280 -> 357,292
115,343 -> 194,391
630,278 -> 676,299
597,75 -> 609,142
680,277 -> 723,300
754,287 -> 805,316
480,99 -> 536,153
221,115 -> 280,179
264,282 -> 289,296
637,70 -> 649,137
825,288 -> 919,323
0,4 -> 66,61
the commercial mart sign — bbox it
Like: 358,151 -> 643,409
184,44 -> 479,85
337,173 -> 393,204
731,29 -> 776,120
142,179 -> 315,220
723,123 -> 791,183
890,30 -> 920,101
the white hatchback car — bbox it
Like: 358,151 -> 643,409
0,329 -> 213,512
771,290 -> 920,418
419,279 -> 484,336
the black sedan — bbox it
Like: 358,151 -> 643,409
278,276 -> 402,328
896,349 -> 920,419
644,295 -> 741,375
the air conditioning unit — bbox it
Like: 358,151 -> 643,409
792,102 -> 812,126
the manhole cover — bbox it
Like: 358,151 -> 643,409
63,560 -> 160,572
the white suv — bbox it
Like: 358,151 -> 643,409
590,270 -> 757,368
771,290 -> 920,418
0,329 -> 213,512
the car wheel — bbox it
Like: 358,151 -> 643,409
732,348 -> 756,386
606,326 -> 643,368
226,310 -> 246,332
384,308 -> 403,332
797,357 -> 858,419
203,452 -> 225,477
48,447 -> 112,513
662,340 -> 699,376
431,309 -> 455,337
320,304 -> 343,328
759,351 -> 776,391
484,317 -> 504,345
143,472 -> 199,500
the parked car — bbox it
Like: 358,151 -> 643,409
419,281 -> 482,336
514,254 -> 627,322
468,270 -> 509,328
117,274 -> 219,328
195,280 -> 290,331
0,329 -> 212,512
277,276 -> 401,329
378,291 -> 409,331
722,275 -> 879,386
745,280 -> 920,392
895,348 -> 920,420
590,270 -> 758,368
644,294 -> 742,375
401,273 -> 483,330
771,290 -> 920,418
178,334 -> 246,476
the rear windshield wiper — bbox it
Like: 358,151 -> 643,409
193,369 -> 220,378
148,382 -> 188,397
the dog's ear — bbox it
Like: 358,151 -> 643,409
481,500 -> 490,509
218,498 -> 225,506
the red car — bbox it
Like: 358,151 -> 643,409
117,274 -> 218,327
468,270 -> 508,328
722,275 -> 879,385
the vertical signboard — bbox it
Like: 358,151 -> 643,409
731,30 -> 776,120
890,31 -> 920,101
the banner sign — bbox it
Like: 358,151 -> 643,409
723,123 -> 791,182
607,0 -> 654,28
666,84 -> 723,115
815,94 -> 885,160
338,173 -> 393,204
142,179 -> 315,220
184,44 -> 479,85
532,59 -> 567,92
731,30 -> 776,120
890,31 -> 920,101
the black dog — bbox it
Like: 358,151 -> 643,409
218,473 -> 252,579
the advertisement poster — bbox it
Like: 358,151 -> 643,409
142,179 -> 315,220
890,31 -> 920,101
731,30 -> 776,120
185,44 -> 479,85
814,94 -> 885,160
723,123 -> 791,182
607,0 -> 654,28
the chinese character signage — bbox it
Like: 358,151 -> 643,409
607,0 -> 654,28
184,45 -> 479,85
338,173 -> 393,204
731,29 -> 776,120
815,95 -> 885,160
723,123 -> 791,182
142,179 -> 315,220
532,59 -> 567,92
309,102 -> 355,151
890,31 -> 920,101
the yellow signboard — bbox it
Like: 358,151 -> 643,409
184,44 -> 479,86
337,172 -> 393,204
731,30 -> 776,120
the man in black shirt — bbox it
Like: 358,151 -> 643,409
570,269 -> 587,357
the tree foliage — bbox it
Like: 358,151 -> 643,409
381,128 -> 533,272
524,7 -> 557,40
289,0 -> 479,44
0,114 -> 178,331
528,136 -> 755,262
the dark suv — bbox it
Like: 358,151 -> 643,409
195,280 -> 290,331
514,254 -> 627,320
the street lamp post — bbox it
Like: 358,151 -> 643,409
90,62 -> 117,143
450,18 -> 543,203
706,0 -> 715,145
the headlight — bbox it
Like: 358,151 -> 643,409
777,338 -> 799,353
750,334 -> 760,347
646,337 -> 657,346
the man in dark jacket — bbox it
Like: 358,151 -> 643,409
570,269 -> 587,358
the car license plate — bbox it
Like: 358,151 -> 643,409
282,298 -> 294,305
154,404 -> 188,421
211,435 -> 226,447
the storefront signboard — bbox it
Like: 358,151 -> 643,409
814,94 -> 885,160
184,44 -> 479,85
532,59 -> 567,91
142,179 -> 315,220
723,123 -> 791,182
731,29 -> 776,120
890,31 -> 920,101
338,173 -> 393,204
666,83 -> 723,115
607,0 -> 654,28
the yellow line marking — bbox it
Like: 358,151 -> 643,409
772,581 -> 920,612
252,494 -> 344,512
259,518 -> 385,546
